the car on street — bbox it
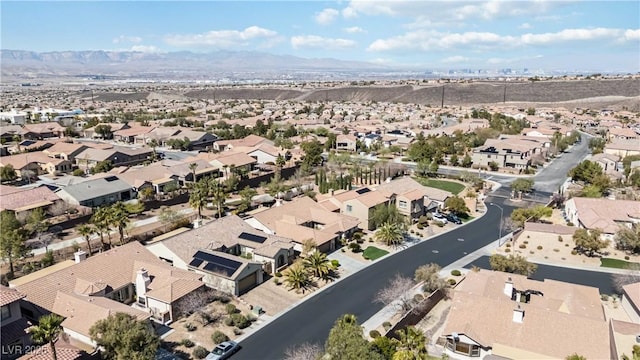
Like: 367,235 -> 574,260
432,212 -> 448,225
206,341 -> 240,360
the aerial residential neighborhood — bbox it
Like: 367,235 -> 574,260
2,1 -> 640,359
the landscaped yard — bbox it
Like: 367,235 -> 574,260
415,177 -> 465,194
600,257 -> 640,269
362,246 -> 389,260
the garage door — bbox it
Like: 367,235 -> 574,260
238,272 -> 257,294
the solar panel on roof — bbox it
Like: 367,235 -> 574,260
189,258 -> 203,267
20,140 -> 36,146
193,251 -> 242,277
355,188 -> 371,195
105,176 -> 119,182
238,232 -> 267,244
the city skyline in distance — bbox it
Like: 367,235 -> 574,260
1,1 -> 639,73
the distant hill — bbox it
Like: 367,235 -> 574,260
0,49 -> 389,79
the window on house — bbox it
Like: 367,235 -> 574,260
399,200 -> 407,208
1,304 -> 11,321
137,296 -> 146,307
346,205 -> 352,212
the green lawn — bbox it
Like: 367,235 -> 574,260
362,246 -> 389,261
600,258 -> 640,269
415,177 -> 465,195
461,216 -> 475,223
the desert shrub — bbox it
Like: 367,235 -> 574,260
231,313 -> 251,329
571,250 -> 578,255
435,222 -> 444,227
223,317 -> 234,326
529,251 -> 535,255
218,295 -> 231,304
419,215 -> 430,225
369,330 -> 381,338
193,346 -> 208,359
451,269 -> 461,276
180,339 -> 195,348
601,294 -> 609,301
233,328 -> 243,335
523,240 -> 529,244
273,278 -> 281,285
553,248 -> 560,252
519,244 -> 526,249
349,243 -> 361,252
331,259 -> 340,268
565,243 -> 569,247
184,323 -> 196,332
506,243 -> 511,247
413,293 -> 424,303
558,236 -> 563,242
382,321 -> 392,331
537,245 -> 543,250
448,279 -> 457,285
625,256 -> 630,260
211,331 -> 229,344
417,223 -> 424,230
275,271 -> 282,277
225,304 -> 237,314
505,248 -> 511,253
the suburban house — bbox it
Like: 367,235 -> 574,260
21,122 -> 65,140
12,242 -> 205,349
440,269 -> 610,359
0,185 -> 63,215
374,177 -> 434,220
620,282 -> 640,323
0,124 -> 25,142
335,134 -> 358,152
82,122 -> 130,139
0,152 -> 73,177
590,153 -> 625,182
147,127 -> 218,150
113,125 -> 157,144
188,151 -> 257,177
42,142 -> 88,163
517,222 -> 577,244
608,127 -> 639,141
54,175 -> 135,207
213,134 -> 272,152
74,146 -> 154,170
233,142 -> 284,165
147,215 -> 295,295
1,286 -> 33,359
319,187 -> 391,231
564,197 -> 640,239
0,110 -> 28,125
246,196 -> 360,253
521,123 -> 571,139
604,139 -> 640,158
472,136 -> 548,169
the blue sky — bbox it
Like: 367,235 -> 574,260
2,1 -> 639,71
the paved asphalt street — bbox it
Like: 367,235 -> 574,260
465,256 -> 615,295
235,198 -> 517,359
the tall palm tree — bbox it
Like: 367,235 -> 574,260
283,262 -> 311,292
77,224 -> 95,256
189,163 -> 198,187
209,179 -> 227,219
374,222 -> 405,248
90,207 -> 111,250
189,179 -> 208,219
393,326 -> 428,360
303,251 -> 332,279
30,314 -> 64,360
108,202 -> 130,246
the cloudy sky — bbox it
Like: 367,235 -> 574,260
2,1 -> 639,71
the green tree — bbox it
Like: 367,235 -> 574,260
325,132 -> 337,151
158,206 -> 184,232
581,184 -> 604,198
371,204 -> 404,230
189,162 -> 198,187
428,161 -> 439,177
30,314 -> 64,360
573,228 -> 609,257
444,196 -> 469,216
108,202 -> 131,246
371,336 -> 398,360
237,186 -> 258,213
0,164 -> 17,182
77,224 -> 95,257
91,207 -> 112,250
124,201 -> 145,216
303,251 -> 333,279
89,312 -> 160,360
324,314 -> 384,360
565,354 -> 587,360
415,160 -> 430,177
588,137 -> 606,154
283,261 -> 312,292
209,179 -> 228,219
189,179 -> 209,219
414,263 -> 447,293
375,222 -> 405,248
510,205 -> 552,228
91,160 -> 113,174
449,154 -> 459,166
0,211 -> 28,278
568,160 -> 603,183
393,326 -> 428,360
489,254 -> 537,276
461,154 -> 473,168
615,223 -> 640,254
511,178 -> 535,194
26,207 -> 51,251
300,139 -> 324,174
95,124 -> 113,139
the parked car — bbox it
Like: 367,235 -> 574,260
206,341 -> 240,360
432,212 -> 448,224
445,213 -> 462,225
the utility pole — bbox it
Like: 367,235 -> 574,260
441,85 -> 445,108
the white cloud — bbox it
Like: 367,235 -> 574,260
113,35 -> 142,44
129,45 -> 161,53
291,35 -> 357,49
315,8 -> 340,25
344,26 -> 366,34
164,26 -> 277,48
519,23 -> 532,30
487,55 -> 542,64
441,55 -> 471,64
368,27 -> 639,52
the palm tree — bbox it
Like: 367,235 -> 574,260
393,326 -> 428,360
276,153 -> 286,179
108,202 -> 130,246
374,222 -> 405,248
90,207 -> 111,250
189,163 -> 198,187
30,314 -> 64,360
148,138 -> 159,161
77,224 -> 95,256
303,251 -> 332,279
189,179 -> 208,219
283,262 -> 311,292
209,179 -> 227,219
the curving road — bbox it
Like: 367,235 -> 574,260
235,198 -> 517,359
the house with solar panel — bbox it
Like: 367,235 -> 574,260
146,215 -> 295,296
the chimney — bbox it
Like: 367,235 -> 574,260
135,268 -> 151,298
504,277 -> 513,297
74,251 -> 87,263
513,306 -> 525,323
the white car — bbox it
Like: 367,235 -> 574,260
432,212 -> 448,224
